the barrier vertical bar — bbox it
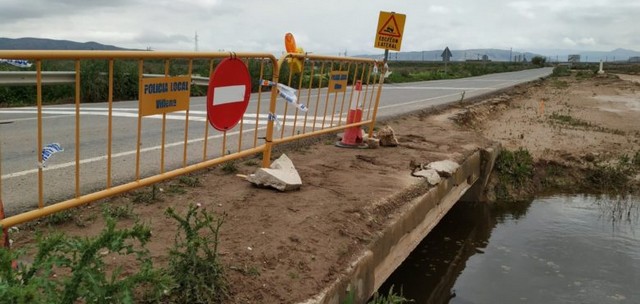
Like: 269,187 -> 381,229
74,59 -> 81,198
183,59 -> 193,168
0,121 -> 6,248
222,131 -> 227,156
107,60 -> 114,188
135,60 -> 143,180
280,59 -> 295,139
160,60 -> 169,173
368,63 -> 386,138
302,61 -> 315,134
261,61 -> 280,167
203,59 -> 214,161
36,60 -> 44,209
366,69 -> 379,120
253,60 -> 266,148
312,62 -> 325,132
361,64 -> 372,119
290,56 -> 306,137
329,62 -> 345,127
321,63 -> 334,129
338,63 -> 356,126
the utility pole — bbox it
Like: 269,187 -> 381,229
194,32 -> 199,52
510,47 -> 513,62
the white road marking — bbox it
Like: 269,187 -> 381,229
378,92 -> 465,110
0,86 -> 476,179
0,126 -> 264,180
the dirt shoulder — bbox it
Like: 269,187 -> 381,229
9,70 -> 640,303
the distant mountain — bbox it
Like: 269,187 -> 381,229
358,48 -> 542,62
0,37 -> 129,50
532,48 -> 640,62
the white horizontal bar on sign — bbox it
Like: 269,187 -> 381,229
213,85 -> 246,105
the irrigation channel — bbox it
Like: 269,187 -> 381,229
378,195 -> 640,303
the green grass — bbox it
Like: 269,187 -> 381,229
221,161 -> 238,174
550,79 -> 569,89
43,209 -> 77,226
101,203 -> 136,220
385,61 -> 536,83
549,112 -> 591,127
494,148 -> 534,201
179,175 -> 201,187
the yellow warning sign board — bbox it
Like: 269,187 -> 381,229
374,11 -> 406,51
139,76 -> 191,116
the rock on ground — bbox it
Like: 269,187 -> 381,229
377,125 -> 399,147
246,154 -> 302,191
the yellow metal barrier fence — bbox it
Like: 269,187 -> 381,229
0,50 -> 381,229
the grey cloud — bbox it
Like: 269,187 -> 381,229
133,31 -> 191,44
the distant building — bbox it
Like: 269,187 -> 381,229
629,57 -> 640,63
568,54 -> 581,63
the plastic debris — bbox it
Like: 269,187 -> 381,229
40,143 -> 64,167
260,79 -> 308,112
0,59 -> 32,68
268,112 -> 281,130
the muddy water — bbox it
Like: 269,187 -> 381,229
379,195 -> 640,303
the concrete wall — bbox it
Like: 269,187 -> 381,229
299,144 -> 501,303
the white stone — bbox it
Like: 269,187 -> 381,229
246,154 -> 302,191
413,169 -> 442,186
426,160 -> 460,178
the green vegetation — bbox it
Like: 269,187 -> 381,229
494,148 -> 534,201
385,61 -> 536,83
101,203 -> 136,220
549,112 -> 591,127
165,205 -> 228,303
548,112 -> 625,135
1,204 -> 231,303
531,56 -> 547,67
0,218 -> 169,303
343,285 -> 412,304
368,286 -> 413,304
584,153 -> 640,192
220,161 -> 238,174
43,209 -> 77,226
551,65 -> 571,77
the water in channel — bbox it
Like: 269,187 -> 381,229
378,195 -> 640,304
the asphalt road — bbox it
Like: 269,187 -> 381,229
0,67 -> 552,215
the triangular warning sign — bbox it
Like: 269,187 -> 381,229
378,15 -> 402,37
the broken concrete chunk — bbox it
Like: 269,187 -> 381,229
377,125 -> 398,147
412,169 -> 442,186
426,160 -> 460,178
246,154 -> 302,191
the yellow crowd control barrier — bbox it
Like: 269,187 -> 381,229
0,50 -> 382,229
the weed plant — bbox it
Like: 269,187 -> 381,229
165,205 -> 228,303
494,148 -> 534,200
0,218 -> 168,303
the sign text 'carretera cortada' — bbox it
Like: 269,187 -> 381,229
139,76 -> 191,116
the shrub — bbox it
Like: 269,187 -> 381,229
552,65 -> 571,77
165,205 -> 228,303
531,56 -> 546,67
0,218 -> 168,303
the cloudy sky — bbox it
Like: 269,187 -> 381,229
2,0 -> 639,55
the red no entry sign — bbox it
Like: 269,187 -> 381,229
206,58 -> 252,131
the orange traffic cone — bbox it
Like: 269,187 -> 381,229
336,81 -> 368,148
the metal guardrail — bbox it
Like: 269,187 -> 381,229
0,71 -> 210,86
0,50 -> 383,230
